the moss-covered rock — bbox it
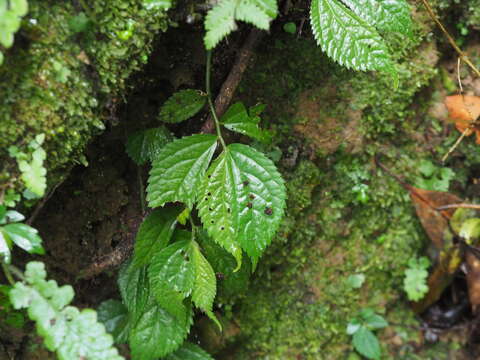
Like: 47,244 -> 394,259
0,0 -> 169,198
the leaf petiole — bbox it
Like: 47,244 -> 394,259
205,51 -> 227,149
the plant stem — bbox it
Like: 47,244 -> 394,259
189,215 -> 196,242
420,0 -> 480,78
1,262 -> 15,286
206,51 -> 227,149
137,167 -> 146,214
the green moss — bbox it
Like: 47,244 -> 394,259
0,0 -> 168,196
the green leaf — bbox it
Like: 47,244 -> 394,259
126,127 -> 172,165
0,230 -> 12,263
221,102 -> 266,141
460,218 -> 480,243
340,0 -> 412,36
10,262 -> 123,360
132,207 -> 181,268
198,144 -> 286,265
404,267 -> 429,301
158,89 -> 207,123
198,230 -> 250,297
129,300 -> 192,360
5,210 -> 25,223
2,223 -> 44,255
364,314 -> 388,330
147,134 -> 218,209
310,0 -> 395,74
97,300 -> 130,344
165,342 -> 214,360
0,205 -> 6,223
352,327 -> 381,360
204,0 -> 277,49
149,239 -> 195,298
190,240 -> 220,329
117,260 -> 150,324
345,274 -> 365,289
17,146 -> 47,197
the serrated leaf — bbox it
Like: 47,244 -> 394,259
2,223 -> 44,255
198,144 -> 286,265
158,90 -> 207,123
149,239 -> 195,298
129,300 -> 192,360
117,260 -> 150,324
198,230 -> 250,297
165,342 -> 214,360
152,283 -> 190,324
310,0 -> 395,74
352,327 -> 381,360
147,134 -> 218,209
190,240 -> 219,328
221,102 -> 266,141
97,300 -> 130,344
340,0 -> 412,36
126,127 -> 172,165
204,0 -> 277,49
132,207 -> 181,268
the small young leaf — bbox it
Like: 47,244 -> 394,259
2,223 -> 44,255
221,102 -> 266,141
190,240 -> 219,328
149,239 -> 195,298
0,206 -> 6,223
147,134 -> 218,209
352,327 -> 381,360
5,210 -> 25,223
310,0 -> 395,74
364,314 -> 388,330
165,342 -> 214,360
132,207 -> 181,268
158,90 -> 207,123
117,260 -> 150,324
129,300 -> 192,360
97,300 -> 130,344
126,127 -> 172,165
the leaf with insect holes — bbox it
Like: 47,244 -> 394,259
221,102 -> 267,141
147,134 -> 218,209
310,0 -> 396,76
149,239 -> 196,298
340,0 -> 412,36
126,127 -> 172,165
158,90 -> 207,123
198,144 -> 286,265
132,207 -> 182,268
204,0 -> 278,49
165,342 -> 214,360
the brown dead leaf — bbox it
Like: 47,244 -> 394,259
445,95 -> 480,144
412,246 -> 462,314
410,187 -> 462,249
